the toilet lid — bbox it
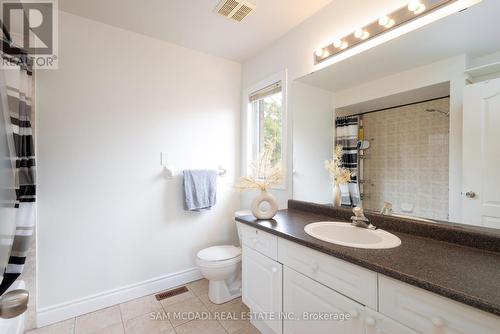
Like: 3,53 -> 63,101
197,245 -> 241,261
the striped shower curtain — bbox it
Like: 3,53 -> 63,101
335,116 -> 361,207
0,58 -> 35,294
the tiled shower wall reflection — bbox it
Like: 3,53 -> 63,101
361,97 -> 450,220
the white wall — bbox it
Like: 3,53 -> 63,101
36,11 -> 241,324
291,81 -> 333,203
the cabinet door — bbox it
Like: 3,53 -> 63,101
283,267 -> 364,334
242,246 -> 282,334
379,275 -> 500,334
365,308 -> 418,334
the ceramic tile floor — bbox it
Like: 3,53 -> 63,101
27,279 -> 260,334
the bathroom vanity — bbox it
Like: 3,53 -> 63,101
236,201 -> 500,334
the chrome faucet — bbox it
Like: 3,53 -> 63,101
351,207 -> 377,230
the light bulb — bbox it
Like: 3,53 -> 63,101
354,28 -> 364,39
341,41 -> 348,50
322,49 -> 330,58
333,40 -> 342,48
408,1 -> 421,12
315,48 -> 324,57
378,16 -> 390,26
385,19 -> 396,28
414,3 -> 426,14
361,31 -> 370,40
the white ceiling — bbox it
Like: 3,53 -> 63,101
58,0 -> 333,62
299,0 -> 500,92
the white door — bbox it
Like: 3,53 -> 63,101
365,308 -> 418,334
463,78 -> 500,228
283,267 -> 365,334
242,246 -> 282,334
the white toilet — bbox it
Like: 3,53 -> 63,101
196,210 -> 250,304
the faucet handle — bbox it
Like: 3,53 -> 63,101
352,206 -> 364,217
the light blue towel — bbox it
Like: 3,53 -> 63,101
183,169 -> 217,211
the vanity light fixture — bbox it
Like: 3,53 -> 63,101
354,28 -> 370,40
385,19 -> 396,28
314,0 -> 482,66
314,49 -> 324,57
354,28 -> 364,38
408,0 -> 424,12
378,15 -> 396,28
378,15 -> 390,26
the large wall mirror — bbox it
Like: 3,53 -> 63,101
291,0 -> 500,229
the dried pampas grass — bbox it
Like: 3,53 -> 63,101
325,145 -> 352,184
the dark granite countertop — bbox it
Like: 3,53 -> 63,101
236,207 -> 500,317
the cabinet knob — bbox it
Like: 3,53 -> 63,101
465,191 -> 476,198
366,316 -> 376,326
271,267 -> 278,273
431,316 -> 445,327
350,310 -> 359,318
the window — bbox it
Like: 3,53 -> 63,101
249,82 -> 283,166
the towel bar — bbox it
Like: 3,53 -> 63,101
163,166 -> 227,179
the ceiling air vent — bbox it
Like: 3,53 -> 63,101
215,0 -> 256,22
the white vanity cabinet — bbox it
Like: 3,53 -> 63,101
239,222 -> 278,259
283,266 -> 365,334
278,238 -> 378,309
238,223 -> 500,334
379,276 -> 500,334
365,308 -> 418,334
242,245 -> 282,334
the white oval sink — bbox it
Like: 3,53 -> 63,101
304,221 -> 401,249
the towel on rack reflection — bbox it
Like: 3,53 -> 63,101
340,182 -> 361,207
349,183 -> 361,206
183,169 -> 217,211
340,183 -> 351,206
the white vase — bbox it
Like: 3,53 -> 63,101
332,183 -> 342,207
251,190 -> 278,220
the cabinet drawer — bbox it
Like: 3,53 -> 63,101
238,223 -> 278,260
365,308 -> 418,334
284,267 -> 365,334
278,238 -> 378,309
379,275 -> 500,334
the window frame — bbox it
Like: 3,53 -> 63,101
244,70 -> 288,190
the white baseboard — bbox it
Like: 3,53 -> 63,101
36,267 -> 202,327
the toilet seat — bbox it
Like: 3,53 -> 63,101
197,255 -> 241,268
197,245 -> 241,262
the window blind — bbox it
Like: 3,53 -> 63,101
249,82 -> 282,102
